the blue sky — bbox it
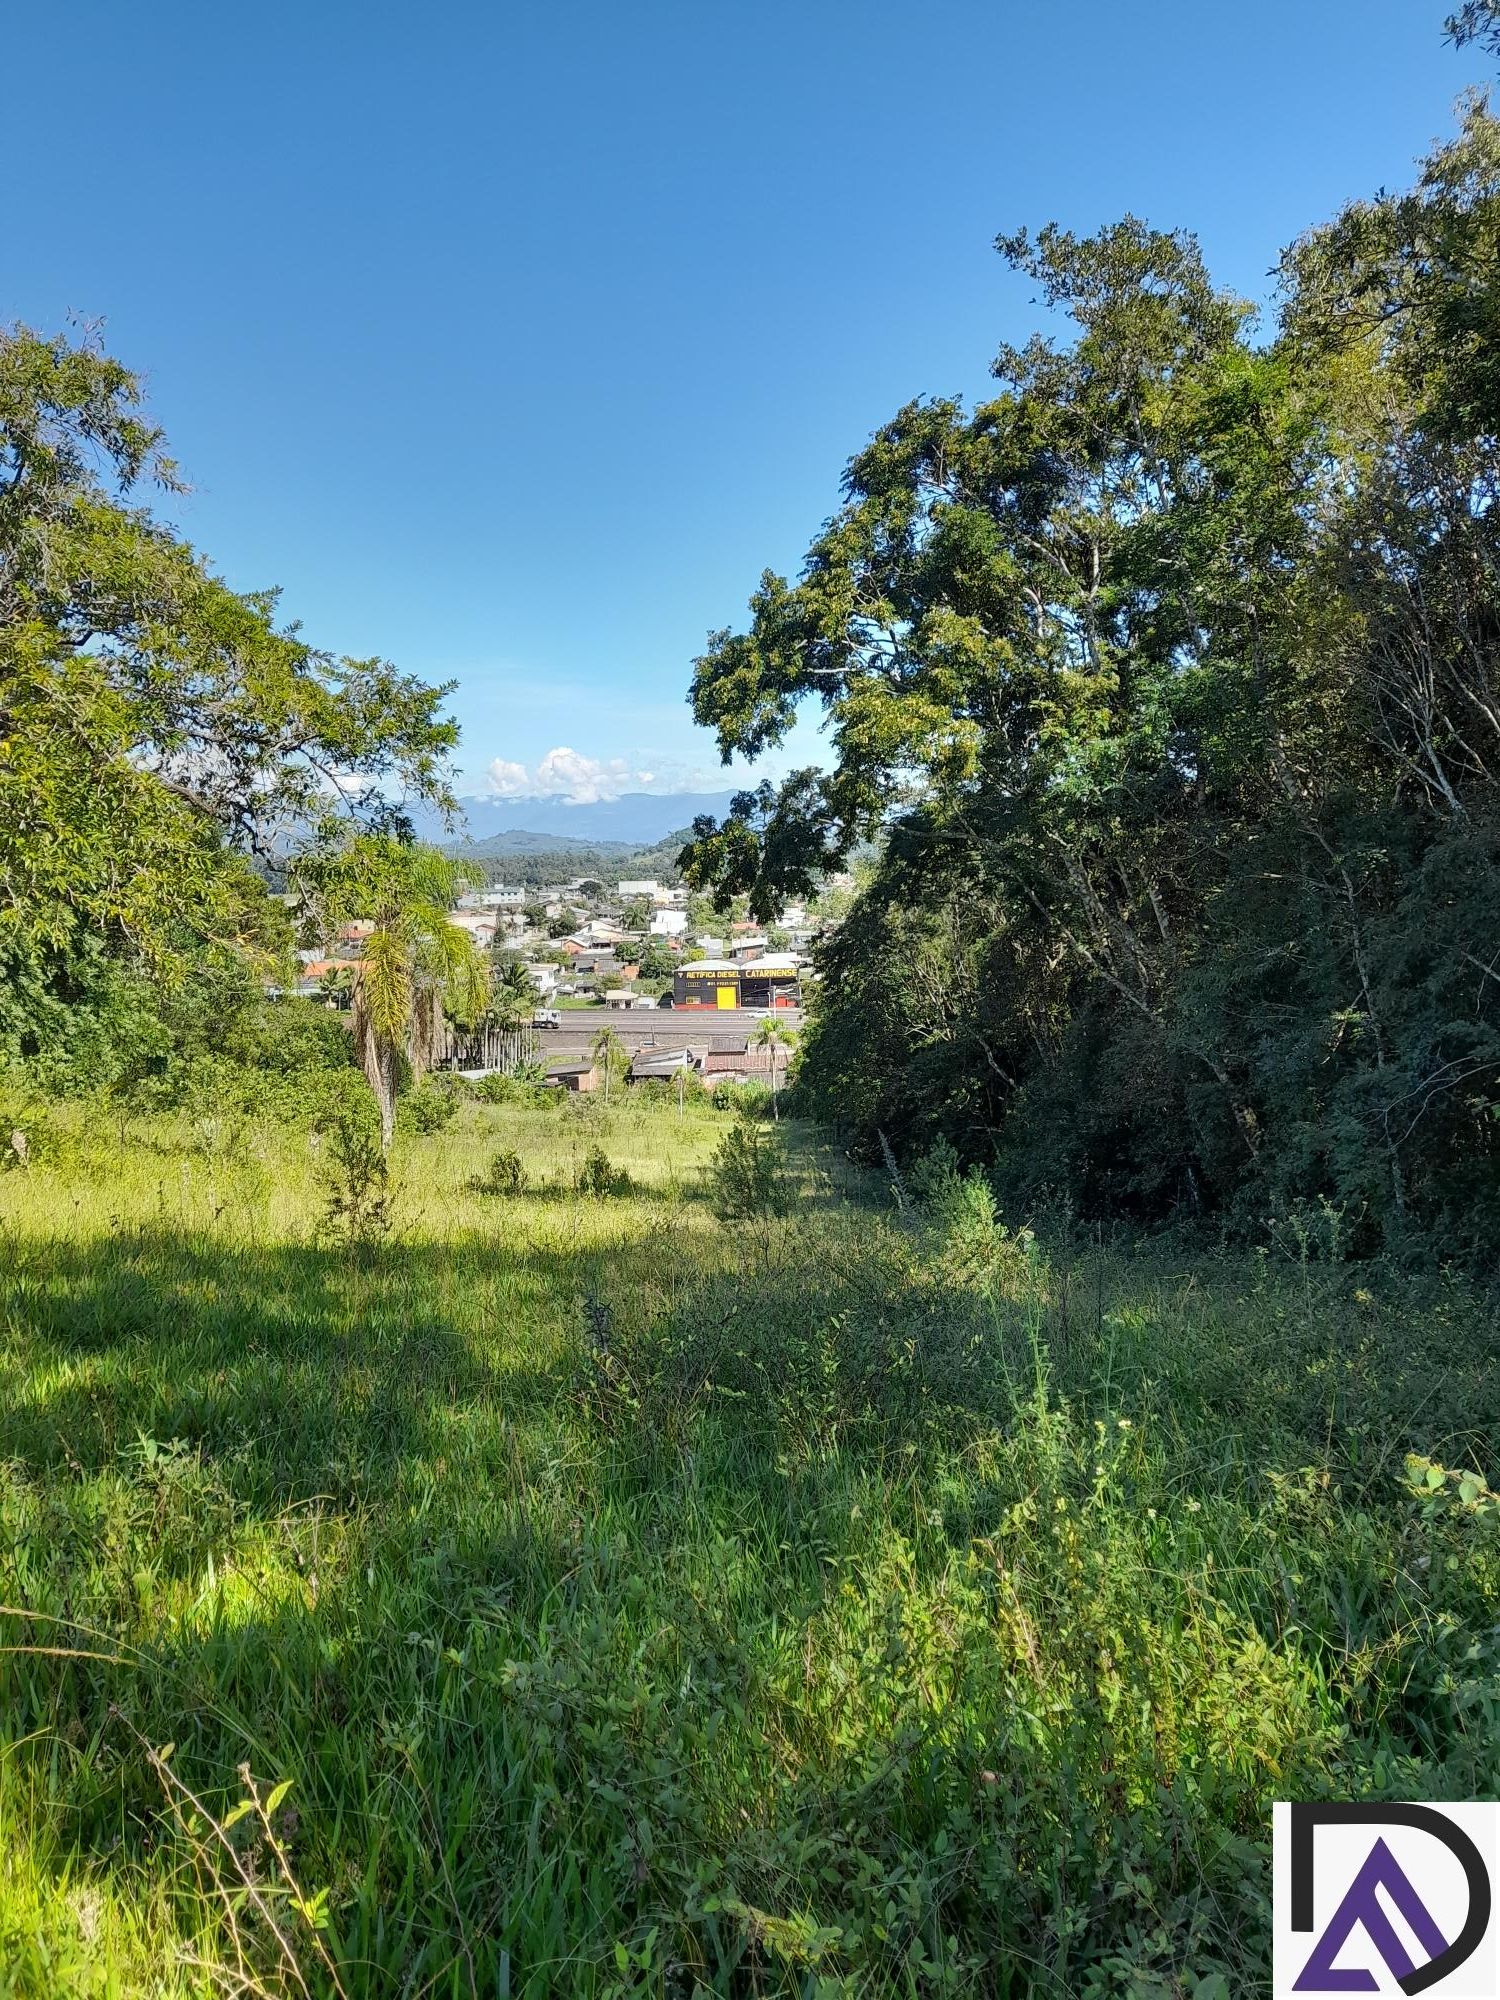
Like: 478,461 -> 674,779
8,1 -> 1491,805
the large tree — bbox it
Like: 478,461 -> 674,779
681,98 -> 1500,1257
0,324 -> 459,981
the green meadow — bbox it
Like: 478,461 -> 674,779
2,1094 -> 1498,1997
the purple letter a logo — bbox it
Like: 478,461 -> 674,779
1295,1837 -> 1449,1991
1290,1805 -> 1492,1997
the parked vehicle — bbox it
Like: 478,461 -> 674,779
532,1007 -> 562,1027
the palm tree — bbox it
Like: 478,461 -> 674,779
492,957 -> 538,1026
751,1016 -> 797,1119
590,1024 -> 626,1105
302,838 -> 489,1151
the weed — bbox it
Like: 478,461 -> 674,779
706,1121 -> 790,1220
316,1099 -> 393,1246
473,1146 -> 526,1196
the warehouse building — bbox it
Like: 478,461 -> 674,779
672,955 -> 801,1010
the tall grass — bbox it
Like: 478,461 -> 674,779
1,1096 -> 1497,1995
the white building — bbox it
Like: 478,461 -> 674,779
649,909 -> 687,937
448,911 -> 497,945
617,879 -> 658,899
482,886 -> 527,908
695,933 -> 725,958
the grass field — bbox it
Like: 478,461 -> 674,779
2,1092 -> 1499,1997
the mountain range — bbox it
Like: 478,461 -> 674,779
417,789 -> 737,848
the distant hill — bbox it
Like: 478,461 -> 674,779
444,822 -> 701,887
448,828 -> 639,858
414,789 -> 737,848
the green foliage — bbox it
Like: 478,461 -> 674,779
633,934 -> 676,983
315,1090 -> 393,1247
0,323 -> 459,976
4,1096 -> 1500,1994
707,1120 -> 791,1219
575,1144 -> 631,1197
396,1079 -> 461,1135
473,1145 -> 527,1195
297,834 -> 489,1150
683,106 -> 1500,1264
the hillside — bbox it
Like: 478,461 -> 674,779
445,823 -> 698,885
4,1087 -> 1496,1993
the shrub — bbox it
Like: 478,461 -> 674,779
910,1139 -> 1037,1288
566,1092 -> 609,1131
397,1082 -> 459,1134
576,1145 -> 630,1197
707,1122 -> 790,1220
473,1072 -> 519,1104
733,1078 -> 775,1120
474,1147 -> 526,1196
317,1097 -> 393,1246
219,997 -> 353,1077
908,1136 -> 965,1213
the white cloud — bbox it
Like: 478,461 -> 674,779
483,746 -> 711,803
483,758 -> 532,799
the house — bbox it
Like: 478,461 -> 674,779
628,1046 -> 696,1082
617,878 -> 659,899
604,990 -> 660,1010
294,958 -> 365,999
694,933 -> 725,958
672,959 -> 741,1009
650,909 -> 687,937
448,911 -> 497,946
729,935 -> 767,960
737,954 -> 802,1008
481,886 -> 527,908
521,961 -> 560,997
700,1035 -> 776,1078
545,1058 -> 598,1092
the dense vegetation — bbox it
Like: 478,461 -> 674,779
4,1090 -> 1500,1996
445,825 -> 700,888
684,56 -> 1500,1264
8,12 -> 1500,1995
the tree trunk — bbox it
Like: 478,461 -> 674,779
375,1039 -> 397,1154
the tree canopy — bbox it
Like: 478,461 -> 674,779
682,84 -> 1500,1260
0,324 -> 459,976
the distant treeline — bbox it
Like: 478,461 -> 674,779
444,826 -> 695,889
684,47 -> 1500,1262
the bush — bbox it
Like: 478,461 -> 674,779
316,1096 -> 393,1247
397,1081 -> 460,1134
219,998 -> 353,1077
706,1123 -> 791,1220
474,1147 -> 526,1196
734,1078 -> 775,1119
473,1072 -> 519,1104
576,1145 -> 631,1197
